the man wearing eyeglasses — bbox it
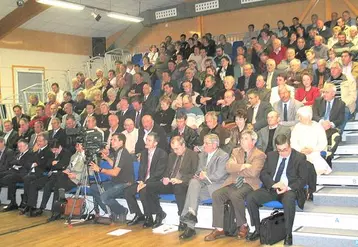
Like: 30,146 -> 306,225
246,134 -> 308,246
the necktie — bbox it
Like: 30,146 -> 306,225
145,152 -> 152,180
324,101 -> 331,120
52,130 -> 57,138
234,152 -> 247,188
0,151 -> 3,160
170,155 -> 182,179
135,111 -> 140,128
274,158 -> 287,183
17,152 -> 23,160
283,104 -> 288,121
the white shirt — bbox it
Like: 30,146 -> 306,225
127,68 -> 136,75
143,127 -> 153,143
3,129 -> 13,144
266,71 -> 274,89
252,102 -> 260,124
122,128 -> 138,154
109,77 -> 117,87
206,149 -> 217,167
273,154 -> 291,187
270,85 -> 295,105
146,148 -> 156,180
54,90 -> 65,103
343,62 -> 354,81
107,126 -> 119,146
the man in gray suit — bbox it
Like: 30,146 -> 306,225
179,134 -> 229,240
247,90 -> 272,132
263,58 -> 278,89
273,85 -> 303,128
256,111 -> 291,154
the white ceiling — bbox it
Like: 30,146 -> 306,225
18,0 -> 184,37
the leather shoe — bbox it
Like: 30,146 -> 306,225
179,227 -> 196,240
178,222 -> 187,231
47,213 -> 61,222
152,211 -> 166,229
246,230 -> 260,241
237,224 -> 249,239
19,206 -> 30,215
182,212 -> 198,223
127,214 -> 145,226
31,208 -> 43,217
2,203 -> 18,212
204,229 -> 225,241
284,233 -> 293,246
142,215 -> 154,228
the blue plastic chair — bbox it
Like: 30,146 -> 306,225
160,194 -> 176,202
262,185 -> 309,209
132,53 -> 143,66
201,199 -> 213,205
232,40 -> 245,59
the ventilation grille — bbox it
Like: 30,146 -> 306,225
155,8 -> 177,20
241,0 -> 264,4
195,0 -> 219,12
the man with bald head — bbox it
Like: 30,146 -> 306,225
122,118 -> 138,155
237,64 -> 257,93
276,48 -> 296,73
256,111 -> 291,154
135,115 -> 168,154
269,38 -> 287,65
312,35 -> 329,60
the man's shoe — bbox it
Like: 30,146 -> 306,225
2,203 -> 18,212
142,215 -> 154,228
19,206 -> 30,215
47,213 -> 61,222
118,208 -> 129,224
127,214 -> 145,226
31,208 -> 43,217
179,227 -> 196,240
237,224 -> 249,239
284,233 -> 293,246
204,229 -> 225,241
182,212 -> 198,223
178,222 -> 187,231
19,202 -> 26,209
246,230 -> 260,241
152,211 -> 167,229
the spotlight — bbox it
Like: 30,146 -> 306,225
91,12 -> 101,22
16,0 -> 25,7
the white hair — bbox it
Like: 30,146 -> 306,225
297,106 -> 313,120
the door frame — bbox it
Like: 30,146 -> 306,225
12,65 -> 46,105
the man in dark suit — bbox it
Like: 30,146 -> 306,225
116,97 -> 135,132
0,120 -> 18,150
16,118 -> 34,148
237,64 -> 257,93
90,133 -> 134,223
11,105 -> 30,131
179,134 -> 229,239
131,97 -> 150,129
196,75 -> 220,114
45,104 -> 62,130
80,103 -> 97,128
135,115 -> 169,154
172,112 -> 199,150
246,89 -> 272,131
256,111 -> 291,154
0,137 -> 15,173
246,134 -> 308,246
48,118 -> 66,148
143,136 -> 199,229
220,90 -> 246,125
0,139 -> 33,211
142,83 -> 159,113
125,132 -> 168,228
313,59 -> 330,87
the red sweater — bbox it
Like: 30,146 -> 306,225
269,46 -> 287,65
295,87 -> 321,106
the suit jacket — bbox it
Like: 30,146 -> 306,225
196,85 -> 220,113
217,65 -> 234,81
104,126 -> 122,144
0,130 -> 18,150
313,68 -> 330,87
165,148 -> 199,184
256,125 -> 292,153
11,114 -> 30,131
138,147 -> 168,183
224,147 -> 266,190
143,93 -> 159,114
256,87 -> 271,102
0,148 -> 15,172
312,97 -> 346,128
221,100 -> 246,124
29,132 -> 49,150
16,129 -> 34,146
32,146 -> 54,176
80,113 -> 98,127
135,124 -> 169,154
171,126 -> 199,150
237,74 -> 257,92
130,108 -> 151,129
198,124 -> 230,148
247,101 -> 272,131
45,113 -> 62,130
51,148 -> 72,172
260,149 -> 308,209
273,99 -> 304,127
116,109 -> 135,132
154,108 -> 176,134
67,152 -> 85,184
9,150 -> 34,177
196,148 -> 229,195
263,71 -> 279,88
48,128 -> 67,148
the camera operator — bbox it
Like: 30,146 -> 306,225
65,115 -> 81,154
90,133 -> 134,223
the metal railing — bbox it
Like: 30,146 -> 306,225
104,48 -> 132,71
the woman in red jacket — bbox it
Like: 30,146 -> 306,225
295,71 -> 321,106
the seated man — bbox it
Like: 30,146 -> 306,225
172,112 -> 199,150
174,95 -> 204,131
179,134 -> 229,239
48,118 -> 66,148
125,132 -> 168,228
11,105 -> 30,131
122,119 -> 138,155
270,74 -> 295,105
61,103 -> 81,128
255,75 -> 271,102
0,139 -> 33,211
142,136 -> 199,229
256,111 -> 291,154
246,89 -> 272,132
273,85 -> 304,127
220,90 -> 246,126
29,105 -> 48,129
204,130 -> 265,241
0,137 -> 15,173
1,120 -> 18,150
90,133 -> 134,223
246,134 -> 308,246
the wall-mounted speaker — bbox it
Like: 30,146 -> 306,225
92,37 -> 106,57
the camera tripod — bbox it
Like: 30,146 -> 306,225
66,155 -> 112,226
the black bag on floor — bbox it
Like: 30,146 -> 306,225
223,200 -> 238,236
260,210 -> 285,245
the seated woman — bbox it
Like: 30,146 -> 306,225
295,72 -> 320,106
224,108 -> 249,154
291,106 -> 332,175
154,96 -> 175,134
107,88 -> 119,113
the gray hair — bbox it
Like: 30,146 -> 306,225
297,106 -> 313,120
205,111 -> 218,121
241,129 -> 258,142
204,134 -> 220,147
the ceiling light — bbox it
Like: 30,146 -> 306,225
107,12 -> 144,23
91,12 -> 101,21
36,0 -> 85,10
